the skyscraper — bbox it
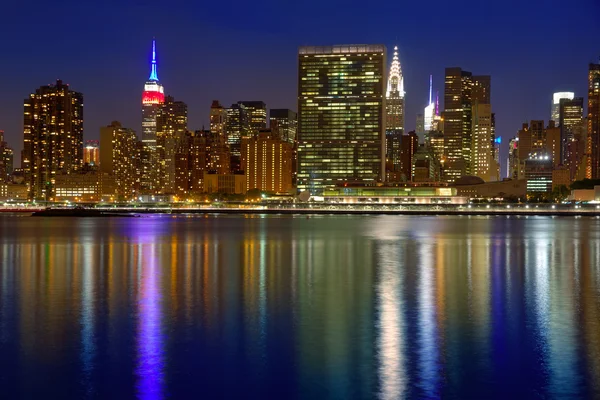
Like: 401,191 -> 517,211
269,109 -> 298,144
416,114 -> 425,140
141,39 -> 165,192
424,75 -> 435,132
174,130 -> 231,197
226,103 -> 250,172
385,46 -> 405,175
400,131 -> 419,181
210,100 -> 227,138
587,61 -> 600,179
508,137 -> 519,179
23,80 -> 83,200
471,103 -> 493,181
545,121 -> 561,168
238,101 -> 267,134
551,92 -> 574,125
156,95 -> 188,193
0,131 -> 13,183
298,45 -> 386,194
100,121 -> 138,200
270,109 -> 298,185
443,68 -> 491,182
559,97 -> 584,167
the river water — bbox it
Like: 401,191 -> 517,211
1,214 -> 599,399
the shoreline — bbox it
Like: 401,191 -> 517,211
18,206 -> 600,217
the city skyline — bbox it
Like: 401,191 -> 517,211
0,1 -> 599,178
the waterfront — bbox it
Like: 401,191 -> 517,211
1,215 -> 600,399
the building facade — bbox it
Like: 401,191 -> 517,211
54,170 -> 100,202
210,100 -> 228,138
156,95 -> 188,193
545,122 -> 561,168
242,131 -> 293,193
238,101 -> 267,134
173,130 -> 232,197
100,121 -> 139,201
270,109 -> 298,185
0,130 -> 14,183
400,131 -> 419,181
471,103 -> 493,181
203,172 -> 246,195
508,137 -> 519,179
297,45 -> 386,194
524,153 -> 553,193
587,61 -> 600,179
442,68 -> 490,182
84,140 -> 100,166
551,92 -> 574,125
226,103 -> 250,172
269,109 -> 297,144
559,97 -> 584,167
23,80 -> 83,200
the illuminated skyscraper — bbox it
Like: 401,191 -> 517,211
400,131 -> 419,181
226,103 -> 250,172
238,101 -> 267,134
424,75 -> 435,132
385,46 -> 405,174
174,130 -> 231,197
23,80 -> 83,200
298,45 -> 386,194
210,100 -> 227,138
100,121 -> 138,200
156,96 -> 188,193
551,92 -> 574,125
270,109 -> 298,185
508,137 -> 519,179
559,97 -> 584,167
587,61 -> 600,179
83,140 -> 100,166
141,39 -> 165,193
443,68 -> 490,181
471,103 -> 493,181
270,109 -> 297,144
0,131 -> 13,183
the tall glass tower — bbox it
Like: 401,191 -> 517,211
297,45 -> 386,194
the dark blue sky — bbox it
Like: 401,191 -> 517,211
1,0 -> 599,174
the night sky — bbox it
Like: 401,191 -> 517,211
1,0 -> 599,175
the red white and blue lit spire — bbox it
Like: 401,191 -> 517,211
149,38 -> 158,81
142,38 -> 165,105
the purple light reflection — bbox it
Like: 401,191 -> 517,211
135,222 -> 164,400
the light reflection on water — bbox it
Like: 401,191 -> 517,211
0,215 -> 599,399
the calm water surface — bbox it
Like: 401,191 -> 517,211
1,214 -> 600,399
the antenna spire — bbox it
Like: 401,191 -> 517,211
429,75 -> 433,104
149,38 -> 158,81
